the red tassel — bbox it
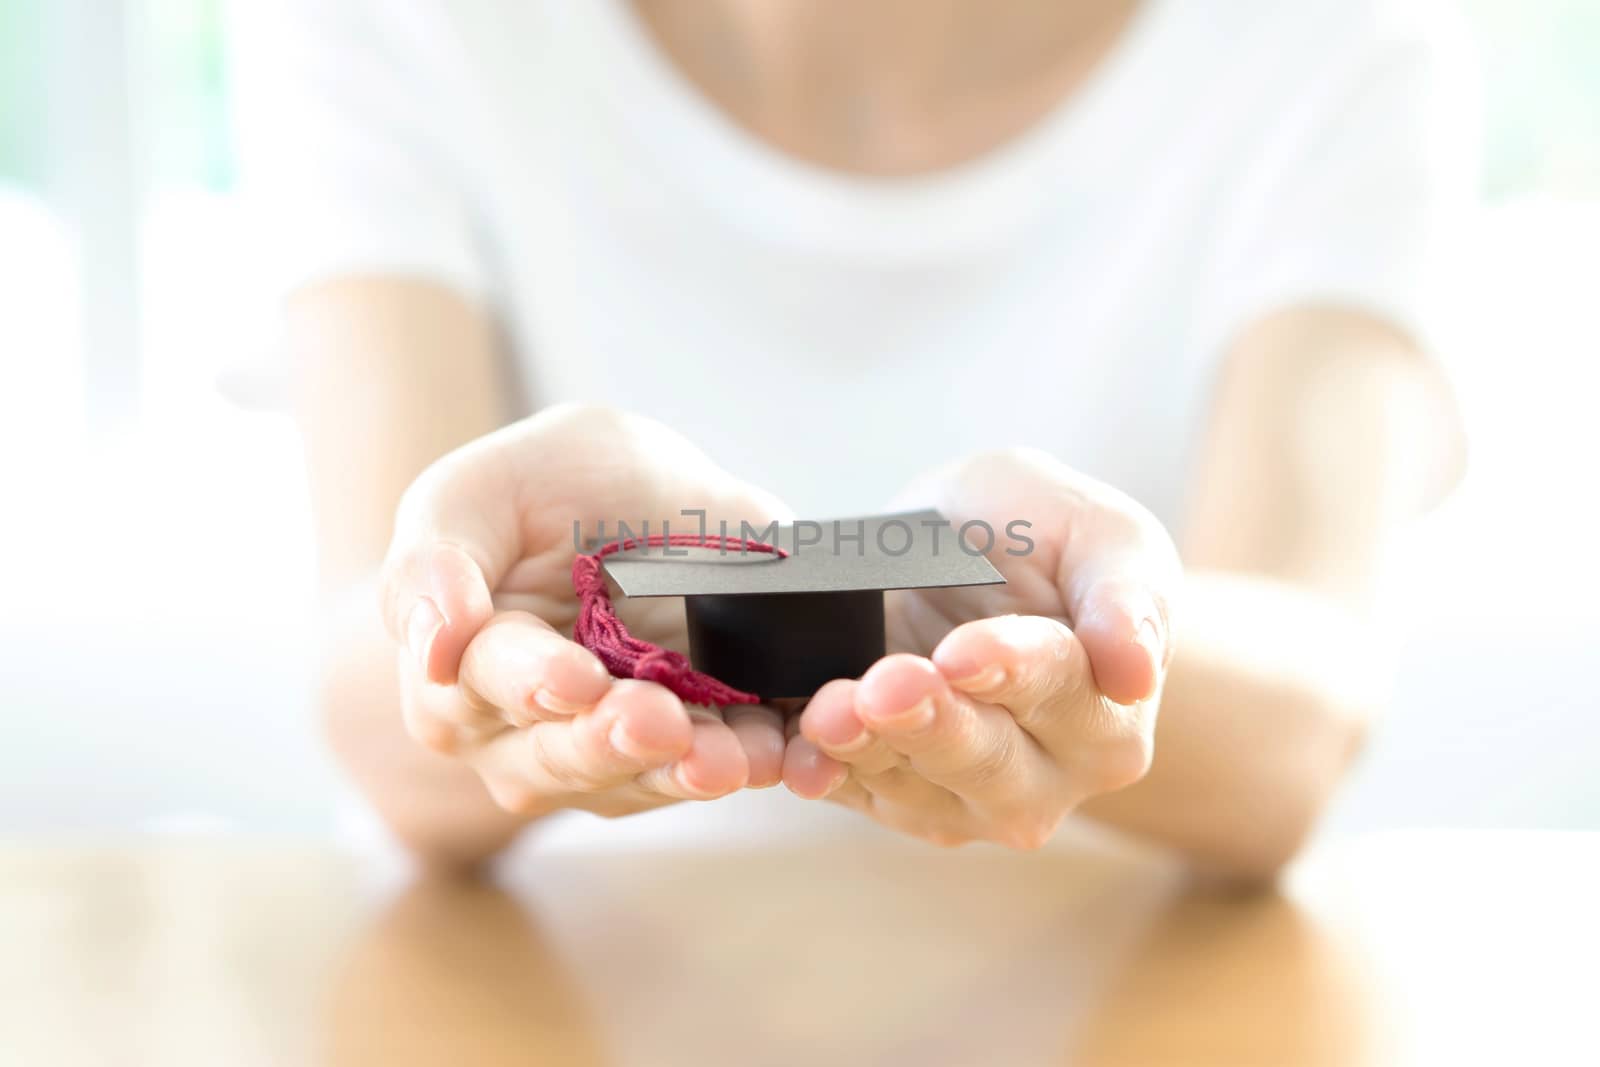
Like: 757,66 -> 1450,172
571,533 -> 787,707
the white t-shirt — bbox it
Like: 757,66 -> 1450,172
232,0 -> 1476,534
232,0 -> 1475,851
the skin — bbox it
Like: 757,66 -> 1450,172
781,448 -> 1182,851
377,403 -> 796,820
787,309 -> 1463,873
632,0 -> 1142,175
297,289 -> 793,865
295,1 -> 1466,878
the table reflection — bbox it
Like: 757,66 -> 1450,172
322,844 -> 1378,1067
326,876 -> 608,1066
1071,884 -> 1377,1066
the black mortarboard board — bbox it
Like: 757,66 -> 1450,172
601,509 -> 1005,699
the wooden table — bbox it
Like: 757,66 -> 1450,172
2,831 -> 1596,1066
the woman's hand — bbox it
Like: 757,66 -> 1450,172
781,449 -> 1183,849
378,403 -> 793,820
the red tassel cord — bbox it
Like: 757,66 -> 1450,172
571,533 -> 787,707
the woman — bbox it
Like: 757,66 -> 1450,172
234,0 -> 1472,876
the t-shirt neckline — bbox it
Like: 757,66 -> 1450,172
579,0 -> 1173,260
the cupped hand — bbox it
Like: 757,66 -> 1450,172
782,449 -> 1183,848
378,403 -> 793,820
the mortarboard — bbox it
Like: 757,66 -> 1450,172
572,509 -> 1005,705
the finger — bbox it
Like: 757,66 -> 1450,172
459,611 -> 613,727
382,542 -> 496,687
931,614 -> 1094,736
1044,492 -> 1179,706
849,763 -> 961,813
820,774 -> 875,815
797,679 -> 904,775
853,654 -> 1052,807
635,709 -> 751,799
470,680 -> 694,810
723,704 -> 786,788
900,447 -> 1180,705
796,683 -> 952,815
781,733 -> 848,800
399,653 -> 506,756
379,441 -> 524,686
933,614 -> 1155,795
823,775 -> 975,848
1067,573 -> 1173,706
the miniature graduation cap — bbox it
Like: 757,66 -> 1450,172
571,509 -> 1004,706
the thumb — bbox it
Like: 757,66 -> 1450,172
379,450 -> 519,686
909,447 -> 1180,707
1068,567 -> 1177,707
380,542 -> 496,686
1053,496 -> 1181,706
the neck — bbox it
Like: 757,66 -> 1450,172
725,0 -> 1098,96
631,0 -> 1138,175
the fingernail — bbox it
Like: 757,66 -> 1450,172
1134,616 -> 1165,673
535,688 -> 589,717
672,761 -> 720,798
406,598 -> 444,671
608,719 -> 658,761
823,729 -> 873,756
865,696 -> 935,733
946,663 -> 1006,694
812,712 -> 868,752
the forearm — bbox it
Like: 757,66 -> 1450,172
1079,570 -> 1381,878
319,589 -> 539,873
287,278 -> 525,869
1089,307 -> 1464,877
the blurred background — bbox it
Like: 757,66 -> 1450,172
0,0 -> 1595,836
